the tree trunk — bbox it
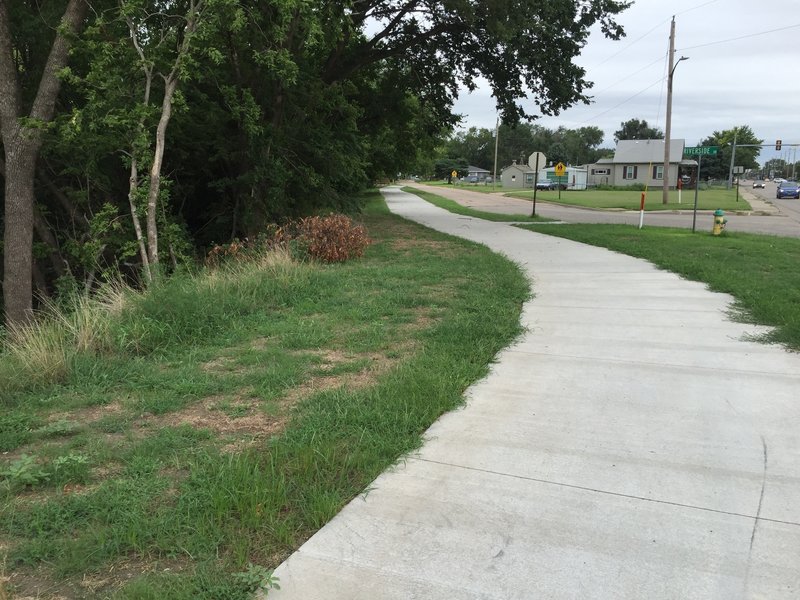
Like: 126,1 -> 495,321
3,143 -> 38,323
0,0 -> 88,326
145,76 -> 178,267
128,155 -> 152,283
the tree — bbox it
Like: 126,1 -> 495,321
1,0 -> 89,326
693,126 -> 762,181
614,118 -> 664,142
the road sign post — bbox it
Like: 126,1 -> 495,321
692,154 -> 702,233
554,162 -> 566,201
529,152 -> 547,217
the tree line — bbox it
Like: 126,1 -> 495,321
429,119 -> 765,182
0,0 -> 630,326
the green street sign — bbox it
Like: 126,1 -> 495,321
684,146 -> 719,156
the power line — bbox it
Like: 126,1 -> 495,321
679,22 -> 800,51
589,19 -> 670,69
580,76 -> 665,125
590,54 -> 666,97
674,0 -> 719,17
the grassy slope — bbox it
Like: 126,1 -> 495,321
518,223 -> 800,350
0,191 -> 528,598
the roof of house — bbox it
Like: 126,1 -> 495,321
614,139 -> 685,164
501,162 -> 535,173
468,165 -> 491,173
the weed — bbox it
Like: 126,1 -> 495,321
232,563 -> 280,594
1,454 -> 50,489
51,453 -> 91,486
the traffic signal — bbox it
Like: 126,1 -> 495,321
776,140 -> 782,151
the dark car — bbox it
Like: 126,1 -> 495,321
776,181 -> 800,199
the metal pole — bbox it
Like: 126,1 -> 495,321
692,154 -> 701,232
531,154 -> 540,217
727,128 -> 737,189
492,117 -> 499,192
663,16 -> 675,205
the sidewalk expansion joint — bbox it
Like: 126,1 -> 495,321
411,457 -> 800,528
504,348 -> 800,378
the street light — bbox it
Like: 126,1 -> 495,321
662,45 -> 689,204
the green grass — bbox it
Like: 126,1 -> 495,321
506,186 -> 751,211
0,190 -> 529,598
517,223 -> 800,350
403,186 -> 552,222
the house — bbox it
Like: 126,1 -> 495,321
588,139 -> 696,188
500,161 -> 536,189
467,165 -> 492,181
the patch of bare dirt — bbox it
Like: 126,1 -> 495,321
46,401 -> 124,427
6,557 -> 190,600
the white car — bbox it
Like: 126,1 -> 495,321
773,178 -> 785,185
753,181 -> 765,189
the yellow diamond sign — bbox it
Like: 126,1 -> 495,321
554,162 -> 566,176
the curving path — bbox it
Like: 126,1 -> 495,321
268,187 -> 800,599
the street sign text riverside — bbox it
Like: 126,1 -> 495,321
684,146 -> 719,156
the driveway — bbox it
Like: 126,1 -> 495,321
268,187 -> 800,599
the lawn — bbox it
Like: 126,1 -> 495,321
517,223 -> 800,350
0,191 -> 529,599
403,187 -> 552,222
507,186 -> 751,211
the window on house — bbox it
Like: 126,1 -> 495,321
592,168 -> 609,175
653,165 -> 664,180
525,173 -> 534,182
624,166 -> 637,180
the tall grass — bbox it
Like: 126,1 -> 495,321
0,247 -> 306,403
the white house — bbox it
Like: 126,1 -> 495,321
588,139 -> 696,188
500,161 -> 536,189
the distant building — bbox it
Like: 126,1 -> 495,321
500,161 -> 536,189
467,166 -> 492,181
588,139 -> 696,188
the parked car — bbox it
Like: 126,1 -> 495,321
776,181 -> 800,199
753,181 -> 765,189
466,175 -> 479,184
536,180 -> 556,190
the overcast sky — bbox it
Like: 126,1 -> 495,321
452,0 -> 800,166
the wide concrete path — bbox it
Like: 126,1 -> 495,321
268,187 -> 800,599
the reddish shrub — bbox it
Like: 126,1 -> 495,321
205,215 -> 370,266
293,215 -> 371,263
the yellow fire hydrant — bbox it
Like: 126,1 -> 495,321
712,209 -> 727,236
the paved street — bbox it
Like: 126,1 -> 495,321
268,187 -> 800,599
407,181 -> 800,238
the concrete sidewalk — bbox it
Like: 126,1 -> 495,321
268,187 -> 800,599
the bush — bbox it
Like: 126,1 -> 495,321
292,215 -> 371,263
206,214 -> 371,265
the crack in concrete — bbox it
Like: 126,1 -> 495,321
412,456 -> 799,528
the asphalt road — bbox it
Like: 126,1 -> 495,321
408,181 -> 800,238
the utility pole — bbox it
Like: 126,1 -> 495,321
662,16 -> 676,205
492,117 -> 500,191
727,128 -> 738,189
